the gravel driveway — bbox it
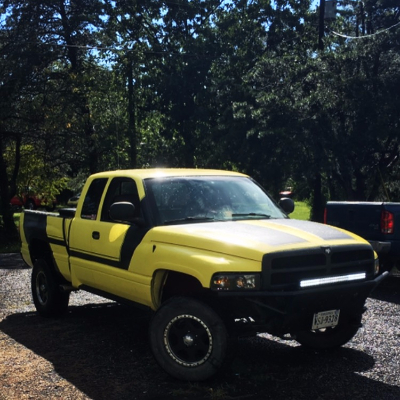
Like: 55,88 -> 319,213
1,254 -> 399,400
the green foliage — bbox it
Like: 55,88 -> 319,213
1,0 -> 399,233
5,144 -> 69,204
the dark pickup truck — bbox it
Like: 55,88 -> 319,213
325,202 -> 400,271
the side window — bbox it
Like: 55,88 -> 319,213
101,178 -> 141,222
80,178 -> 108,220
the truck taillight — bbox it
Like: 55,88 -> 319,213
381,210 -> 394,234
323,208 -> 327,224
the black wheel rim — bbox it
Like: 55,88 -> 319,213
36,270 -> 49,306
163,314 -> 213,367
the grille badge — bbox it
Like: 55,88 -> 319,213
322,247 -> 332,255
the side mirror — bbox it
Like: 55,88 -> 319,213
109,202 -> 139,223
279,197 -> 295,214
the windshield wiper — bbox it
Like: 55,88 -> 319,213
163,216 -> 216,225
232,213 -> 271,219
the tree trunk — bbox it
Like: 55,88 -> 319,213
0,137 -> 18,242
311,172 -> 325,223
127,61 -> 137,168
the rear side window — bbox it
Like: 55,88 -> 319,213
81,178 -> 108,220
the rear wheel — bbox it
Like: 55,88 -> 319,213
149,297 -> 228,381
295,323 -> 360,350
31,259 -> 70,317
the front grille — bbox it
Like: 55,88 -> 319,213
262,245 -> 374,291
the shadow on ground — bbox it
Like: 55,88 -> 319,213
0,253 -> 28,270
1,301 -> 400,400
369,273 -> 400,305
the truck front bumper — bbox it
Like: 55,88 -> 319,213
213,272 -> 388,337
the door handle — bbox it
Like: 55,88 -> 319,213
92,231 -> 100,240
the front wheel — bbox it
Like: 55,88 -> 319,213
31,259 -> 70,317
149,297 -> 228,381
295,323 -> 360,350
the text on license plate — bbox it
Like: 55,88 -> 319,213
312,309 -> 340,330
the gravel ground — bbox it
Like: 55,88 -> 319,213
0,254 -> 399,400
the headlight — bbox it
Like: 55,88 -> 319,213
211,273 -> 261,291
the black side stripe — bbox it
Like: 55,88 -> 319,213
23,212 -> 48,244
48,237 -> 67,247
69,249 -> 120,268
24,211 -> 149,271
24,212 -> 67,247
119,225 -> 150,270
69,226 -> 150,270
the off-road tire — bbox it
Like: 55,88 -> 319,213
149,297 -> 228,381
31,258 -> 70,317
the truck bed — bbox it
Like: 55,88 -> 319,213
325,201 -> 400,269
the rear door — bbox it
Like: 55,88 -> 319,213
69,177 -> 108,286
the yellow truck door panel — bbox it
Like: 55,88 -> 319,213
69,218 -> 99,286
81,221 -> 152,305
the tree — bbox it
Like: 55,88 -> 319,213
0,0 -> 60,240
224,0 -> 400,218
1,0 -> 399,239
0,0 -> 107,240
141,0 -> 223,167
208,0 -> 316,196
320,0 -> 400,201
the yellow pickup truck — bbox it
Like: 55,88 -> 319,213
20,169 -> 386,381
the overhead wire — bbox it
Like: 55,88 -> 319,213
331,20 -> 400,40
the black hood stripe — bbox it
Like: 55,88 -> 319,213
267,219 -> 353,241
174,221 -> 308,246
168,219 -> 353,247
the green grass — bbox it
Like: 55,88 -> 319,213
291,201 -> 311,220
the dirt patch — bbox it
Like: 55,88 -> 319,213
1,255 -> 400,399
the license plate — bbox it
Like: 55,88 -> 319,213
312,309 -> 340,330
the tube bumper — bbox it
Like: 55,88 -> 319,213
213,272 -> 388,336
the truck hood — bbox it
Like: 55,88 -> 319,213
150,219 -> 369,261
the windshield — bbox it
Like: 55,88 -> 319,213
144,176 -> 287,225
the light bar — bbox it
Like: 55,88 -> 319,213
300,273 -> 366,288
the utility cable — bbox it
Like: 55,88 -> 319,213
331,20 -> 400,40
